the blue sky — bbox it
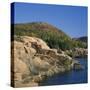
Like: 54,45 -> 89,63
12,2 -> 88,38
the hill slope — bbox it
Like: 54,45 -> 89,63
12,22 -> 87,50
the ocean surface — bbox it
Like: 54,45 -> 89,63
40,57 -> 88,86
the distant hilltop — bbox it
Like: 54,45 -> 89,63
73,36 -> 87,43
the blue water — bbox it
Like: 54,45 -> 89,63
40,57 -> 88,86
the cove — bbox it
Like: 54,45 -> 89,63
39,57 -> 88,86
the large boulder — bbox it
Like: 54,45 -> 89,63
11,36 -> 78,87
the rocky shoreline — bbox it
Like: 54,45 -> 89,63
11,36 -> 85,87
64,48 -> 87,58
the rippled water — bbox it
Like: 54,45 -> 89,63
40,57 -> 88,86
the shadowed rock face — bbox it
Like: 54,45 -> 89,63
11,36 -> 81,87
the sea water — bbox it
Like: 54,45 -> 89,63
40,57 -> 88,86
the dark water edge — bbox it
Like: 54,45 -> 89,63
39,57 -> 88,86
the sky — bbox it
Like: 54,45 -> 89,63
12,2 -> 88,38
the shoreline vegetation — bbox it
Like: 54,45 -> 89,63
11,22 -> 87,87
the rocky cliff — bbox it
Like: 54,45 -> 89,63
11,36 -> 82,87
